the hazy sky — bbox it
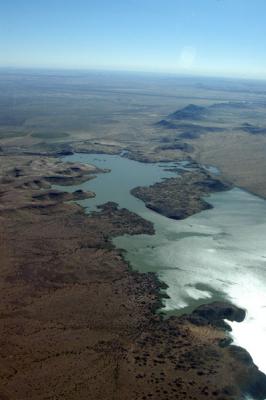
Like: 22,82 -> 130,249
1,0 -> 266,79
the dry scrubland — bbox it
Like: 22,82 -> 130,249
1,71 -> 266,399
1,71 -> 266,196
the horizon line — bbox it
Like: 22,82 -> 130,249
1,65 -> 266,83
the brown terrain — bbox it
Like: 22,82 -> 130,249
1,72 -> 266,399
192,131 -> 266,198
131,167 -> 231,220
0,154 -> 266,400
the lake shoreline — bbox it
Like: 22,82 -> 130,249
1,151 -> 266,399
63,152 -> 266,399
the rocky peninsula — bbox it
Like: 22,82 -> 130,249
131,168 -> 231,220
0,153 -> 265,400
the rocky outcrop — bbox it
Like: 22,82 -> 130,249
155,119 -> 178,129
0,155 -> 265,400
241,123 -> 266,135
131,169 -> 231,220
229,346 -> 266,400
155,141 -> 193,153
192,301 -> 246,323
183,301 -> 246,331
31,188 -> 94,205
168,104 -> 207,121
0,155 -> 106,211
93,201 -> 155,236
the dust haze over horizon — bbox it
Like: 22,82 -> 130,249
1,0 -> 266,80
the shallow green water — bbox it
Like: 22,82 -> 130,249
57,153 -> 266,376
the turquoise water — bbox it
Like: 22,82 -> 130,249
57,153 -> 266,376
54,153 -> 178,214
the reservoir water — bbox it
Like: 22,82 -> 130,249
58,153 -> 266,376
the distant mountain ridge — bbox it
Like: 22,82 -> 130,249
156,101 -> 250,127
241,122 -> 266,135
167,104 -> 206,121
154,101 -> 260,139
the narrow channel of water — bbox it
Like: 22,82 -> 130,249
57,153 -> 266,376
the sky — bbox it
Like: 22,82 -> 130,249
1,0 -> 266,79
